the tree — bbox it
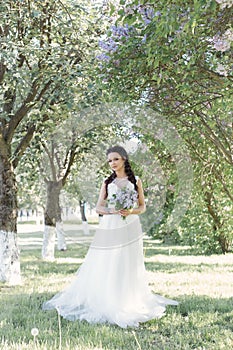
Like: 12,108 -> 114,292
0,0 -> 100,283
40,124 -> 117,260
96,0 -> 233,252
17,117 -> 127,259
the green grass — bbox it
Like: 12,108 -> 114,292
18,220 -> 37,225
0,233 -> 233,350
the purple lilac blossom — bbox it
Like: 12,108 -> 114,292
137,5 -> 155,24
142,34 -> 147,43
99,38 -> 118,53
96,53 -> 110,61
110,187 -> 138,210
97,4 -> 158,62
111,24 -> 130,38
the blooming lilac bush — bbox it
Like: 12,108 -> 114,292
96,23 -> 132,63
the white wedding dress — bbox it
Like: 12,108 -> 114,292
42,178 -> 178,328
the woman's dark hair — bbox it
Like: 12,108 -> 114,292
104,145 -> 138,199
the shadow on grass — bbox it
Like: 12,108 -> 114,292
20,260 -> 81,277
144,261 -> 227,273
0,290 -> 151,348
143,241 -> 201,257
21,258 -> 220,280
0,292 -> 232,347
178,294 -> 233,316
19,241 -> 230,277
21,252 -> 200,277
1,291 -> 232,322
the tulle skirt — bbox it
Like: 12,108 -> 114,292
42,214 -> 178,328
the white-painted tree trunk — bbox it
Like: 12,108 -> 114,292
42,180 -> 67,257
0,230 -> 21,285
41,225 -> 56,261
0,154 -> 20,284
56,221 -> 66,250
82,221 -> 90,235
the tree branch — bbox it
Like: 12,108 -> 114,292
61,147 -> 76,186
0,61 -> 6,84
5,80 -> 38,143
42,140 -> 57,181
12,124 -> 36,169
195,110 -> 233,165
5,79 -> 52,144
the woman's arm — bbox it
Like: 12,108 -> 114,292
95,182 -> 118,215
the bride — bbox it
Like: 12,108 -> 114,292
42,145 -> 178,328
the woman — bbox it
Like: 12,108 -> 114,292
43,145 -> 178,328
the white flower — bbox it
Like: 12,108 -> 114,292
213,38 -> 231,52
31,328 -> 39,337
212,29 -> 233,52
224,28 -> 233,41
215,0 -> 233,9
216,63 -> 229,76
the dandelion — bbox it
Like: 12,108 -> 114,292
31,328 -> 39,348
31,328 -> 39,337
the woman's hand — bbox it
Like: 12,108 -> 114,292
119,208 -> 133,217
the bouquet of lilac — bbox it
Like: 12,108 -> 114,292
109,187 -> 138,220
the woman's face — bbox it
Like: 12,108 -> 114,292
107,152 -> 125,172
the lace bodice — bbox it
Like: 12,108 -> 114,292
107,178 -> 135,200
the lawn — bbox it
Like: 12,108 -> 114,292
0,229 -> 232,350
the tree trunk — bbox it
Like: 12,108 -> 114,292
0,155 -> 21,284
56,221 -> 66,251
42,180 -> 66,260
79,200 -> 87,221
217,229 -> 231,254
79,200 -> 90,235
204,191 -> 231,253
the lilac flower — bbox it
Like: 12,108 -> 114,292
109,187 -> 138,220
99,38 -> 118,53
97,24 -> 132,63
212,29 -> 233,52
142,34 -> 147,43
96,53 -> 110,61
111,24 -> 130,38
97,4 -> 157,64
138,6 -> 155,24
